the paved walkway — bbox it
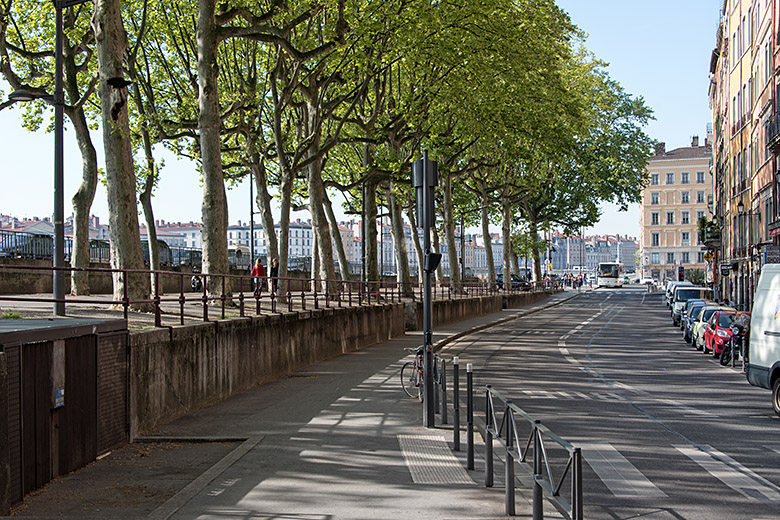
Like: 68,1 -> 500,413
7,289 -> 583,519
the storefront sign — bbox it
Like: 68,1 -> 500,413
766,245 -> 780,264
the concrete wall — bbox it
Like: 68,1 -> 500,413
129,303 -> 405,436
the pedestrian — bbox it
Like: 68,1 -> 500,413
269,256 -> 279,294
251,258 -> 265,293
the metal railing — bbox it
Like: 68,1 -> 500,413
0,263 -> 548,326
484,385 -> 583,519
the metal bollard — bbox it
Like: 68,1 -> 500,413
453,357 -> 460,451
505,404 -> 515,516
485,385 -> 493,487
467,363 -> 474,470
434,358 -> 440,415
533,420 -> 543,520
441,359 -> 448,424
573,447 -> 583,520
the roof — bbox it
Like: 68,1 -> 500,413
649,145 -> 712,162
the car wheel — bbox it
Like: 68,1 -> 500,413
684,331 -> 690,343
773,378 -> 780,416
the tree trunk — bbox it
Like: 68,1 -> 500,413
442,174 -> 461,292
529,219 -> 543,282
481,184 -> 495,289
251,159 -> 278,265
323,191 -> 350,281
364,176 -> 379,292
130,81 -> 161,295
93,0 -> 150,309
63,44 -> 97,296
405,207 -> 423,285
501,195 -> 512,289
197,0 -> 229,297
386,183 -> 413,297
66,108 -> 97,296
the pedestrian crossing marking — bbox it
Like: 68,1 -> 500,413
676,445 -> 780,504
579,443 -> 667,498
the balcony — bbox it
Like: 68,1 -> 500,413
766,112 -> 780,155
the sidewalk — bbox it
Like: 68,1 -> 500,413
8,289 -> 581,519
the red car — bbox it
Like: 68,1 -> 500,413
703,310 -> 742,356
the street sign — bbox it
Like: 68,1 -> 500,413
720,263 -> 731,276
704,251 -> 713,262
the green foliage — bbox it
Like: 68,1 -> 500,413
685,268 -> 705,285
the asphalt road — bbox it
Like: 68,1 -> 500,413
440,285 -> 780,520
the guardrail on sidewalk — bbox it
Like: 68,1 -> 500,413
0,263 -> 547,325
484,385 -> 582,519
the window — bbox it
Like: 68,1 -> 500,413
651,173 -> 659,185
696,191 -> 705,204
666,172 -> 674,185
682,252 -> 690,263
651,253 -> 660,264
682,232 -> 690,245
651,192 -> 659,205
667,252 -> 675,264
651,212 -> 659,225
698,251 -> 705,263
652,232 -> 660,246
681,172 -> 690,184
697,210 -> 705,221
681,211 -> 690,224
681,191 -> 690,204
666,211 -> 675,225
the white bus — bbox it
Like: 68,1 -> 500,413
597,262 -> 625,288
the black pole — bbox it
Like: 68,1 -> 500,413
467,363 -> 474,469
249,171 -> 254,263
53,1 -> 65,316
453,357 -> 460,450
423,150 -> 435,427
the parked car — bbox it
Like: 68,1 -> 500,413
683,301 -> 708,343
680,298 -> 706,331
746,264 -> 780,414
671,287 -> 713,326
692,305 -> 730,351
703,310 -> 739,356
641,277 -> 654,285
665,281 -> 692,307
496,273 -> 531,290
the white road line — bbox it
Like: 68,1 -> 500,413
676,445 -> 780,503
574,392 -> 592,400
657,399 -> 713,417
766,446 -> 780,457
579,443 -> 667,498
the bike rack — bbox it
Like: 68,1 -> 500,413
485,385 -> 583,520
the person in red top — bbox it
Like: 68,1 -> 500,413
251,258 -> 265,292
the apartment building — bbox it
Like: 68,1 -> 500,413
639,137 -> 712,282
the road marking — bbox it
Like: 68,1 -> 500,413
657,399 -> 712,417
676,445 -> 780,504
579,443 -> 667,498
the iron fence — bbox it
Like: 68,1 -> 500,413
0,263 -> 546,326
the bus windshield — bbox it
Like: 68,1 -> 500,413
598,264 -> 620,278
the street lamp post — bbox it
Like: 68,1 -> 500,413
9,0 -> 89,315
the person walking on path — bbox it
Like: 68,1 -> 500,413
269,256 -> 279,294
251,258 -> 266,293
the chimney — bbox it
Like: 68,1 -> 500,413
654,142 -> 665,155
691,135 -> 699,147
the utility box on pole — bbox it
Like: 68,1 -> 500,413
412,152 -> 440,427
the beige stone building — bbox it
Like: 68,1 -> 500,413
639,137 -> 713,282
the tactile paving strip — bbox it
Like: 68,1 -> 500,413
398,434 -> 475,484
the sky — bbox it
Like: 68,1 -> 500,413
0,1 -> 721,240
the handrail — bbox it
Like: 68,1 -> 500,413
485,385 -> 583,520
0,263 -> 552,326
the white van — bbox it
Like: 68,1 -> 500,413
747,264 -> 780,415
665,281 -> 692,307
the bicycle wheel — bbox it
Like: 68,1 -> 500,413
401,362 -> 421,398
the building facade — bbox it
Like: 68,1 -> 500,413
639,137 -> 712,283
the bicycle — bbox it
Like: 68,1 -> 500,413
401,346 -> 425,401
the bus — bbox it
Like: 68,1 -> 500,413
597,262 -> 625,288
